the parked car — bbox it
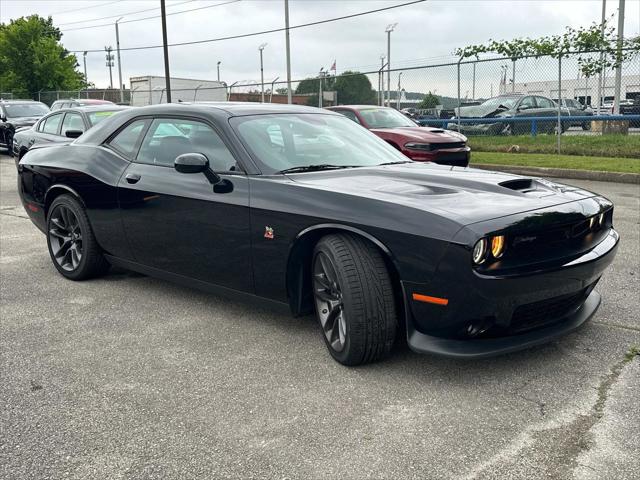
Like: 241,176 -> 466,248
326,105 -> 470,167
17,103 -> 618,365
554,98 -> 593,130
450,94 -> 564,135
12,105 -> 129,161
620,97 -> 640,127
50,98 -> 115,110
400,107 -> 419,119
0,99 -> 50,153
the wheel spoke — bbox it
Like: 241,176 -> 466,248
319,254 -> 338,285
51,217 -> 67,232
49,228 -> 67,240
314,288 -> 340,303
54,239 -> 73,259
70,246 -> 80,268
313,272 -> 332,291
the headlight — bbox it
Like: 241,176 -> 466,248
404,142 -> 432,151
472,238 -> 488,264
491,235 -> 505,258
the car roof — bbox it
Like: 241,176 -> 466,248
180,101 -> 330,116
53,99 -> 114,104
0,99 -> 45,104
326,105 -> 393,111
53,105 -> 130,113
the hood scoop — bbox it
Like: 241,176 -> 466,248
499,178 -> 556,197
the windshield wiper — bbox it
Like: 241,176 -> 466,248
377,160 -> 413,166
277,164 -> 358,174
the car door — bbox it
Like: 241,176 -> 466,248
34,112 -> 65,147
116,116 -> 252,292
60,111 -> 86,139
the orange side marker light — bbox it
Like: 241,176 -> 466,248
412,293 -> 449,306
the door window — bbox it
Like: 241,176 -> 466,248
536,97 -> 555,109
136,118 -> 238,171
108,119 -> 148,158
335,110 -> 361,124
61,113 -> 85,134
519,96 -> 537,110
41,113 -> 63,135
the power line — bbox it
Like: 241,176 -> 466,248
47,0 -> 125,16
57,0 -> 196,26
68,0 -> 427,53
61,0 -> 240,32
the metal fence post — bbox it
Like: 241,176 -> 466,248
457,58 -> 462,131
557,54 -> 562,154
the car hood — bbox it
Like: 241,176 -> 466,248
455,104 -> 507,119
7,116 -> 42,127
369,126 -> 465,143
285,163 -> 598,225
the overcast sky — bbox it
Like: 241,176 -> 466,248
2,0 -> 639,95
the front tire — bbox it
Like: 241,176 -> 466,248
312,234 -> 396,366
46,195 -> 110,280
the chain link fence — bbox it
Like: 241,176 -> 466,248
4,49 -> 639,155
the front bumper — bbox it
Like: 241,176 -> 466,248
404,147 -> 470,167
403,228 -> 619,358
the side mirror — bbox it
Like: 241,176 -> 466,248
174,152 -> 209,174
65,129 -> 83,139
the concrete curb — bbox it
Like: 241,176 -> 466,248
473,163 -> 640,185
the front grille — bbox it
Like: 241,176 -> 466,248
431,142 -> 465,151
509,285 -> 593,334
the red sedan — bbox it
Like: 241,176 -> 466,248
326,105 -> 470,167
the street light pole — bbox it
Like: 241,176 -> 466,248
105,46 -> 114,89
318,68 -> 324,108
397,72 -> 403,109
259,43 -> 267,103
596,0 -> 607,113
217,61 -> 221,82
613,0 -> 625,114
115,17 -> 124,103
385,23 -> 397,107
160,0 -> 172,103
83,51 -> 88,98
284,0 -> 292,104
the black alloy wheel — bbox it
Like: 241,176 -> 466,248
46,195 -> 110,280
49,204 -> 83,271
312,234 -> 397,366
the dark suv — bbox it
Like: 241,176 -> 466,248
0,100 -> 50,153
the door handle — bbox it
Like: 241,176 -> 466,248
125,173 -> 141,184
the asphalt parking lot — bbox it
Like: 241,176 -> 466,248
1,152 -> 638,480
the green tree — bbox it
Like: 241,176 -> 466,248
334,71 -> 376,105
418,91 -> 440,109
0,15 -> 84,97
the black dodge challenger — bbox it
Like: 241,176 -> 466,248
17,103 -> 619,365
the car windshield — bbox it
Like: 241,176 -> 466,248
4,103 -> 50,118
87,110 -> 121,126
357,108 -> 417,128
480,96 -> 520,110
231,113 -> 411,174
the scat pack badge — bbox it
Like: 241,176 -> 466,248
264,226 -> 274,240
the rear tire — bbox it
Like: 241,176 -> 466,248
46,195 -> 110,281
312,234 -> 396,366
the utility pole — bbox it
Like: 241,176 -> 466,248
511,59 -> 516,93
160,0 -> 172,102
397,72 -> 403,109
105,46 -> 114,89
217,61 -> 221,82
318,68 -> 324,108
596,0 -> 607,113
284,0 -> 292,104
385,23 -> 397,107
613,0 -> 625,114
472,62 -> 476,100
259,43 -> 267,103
115,17 -> 124,103
379,55 -> 385,106
83,51 -> 88,98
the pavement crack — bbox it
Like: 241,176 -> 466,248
464,346 -> 639,480
0,210 -> 28,219
592,321 -> 640,333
